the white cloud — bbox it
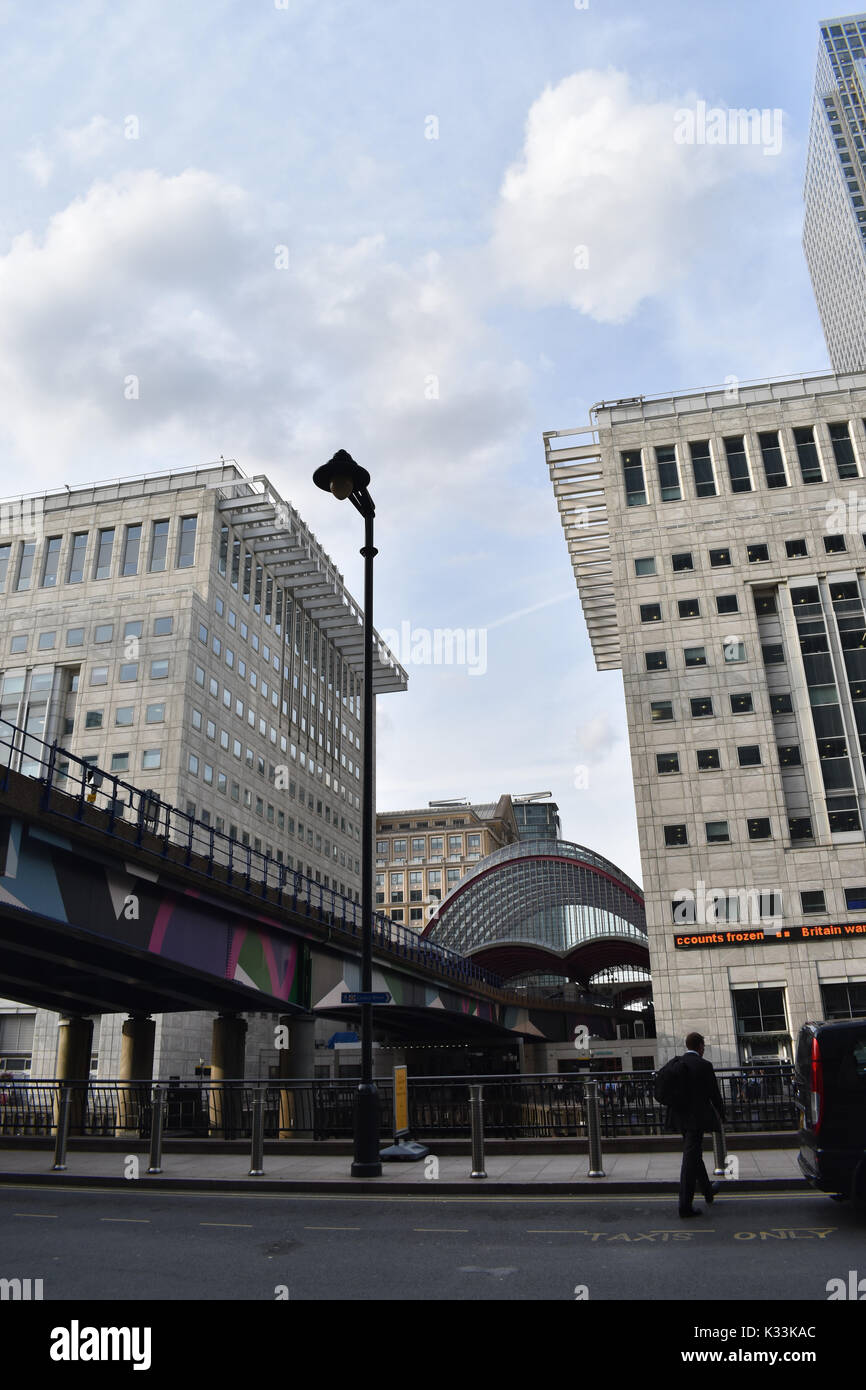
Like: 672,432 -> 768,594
59,114 -> 115,162
18,145 -> 53,186
490,69 -> 791,324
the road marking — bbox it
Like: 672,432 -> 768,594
100,1217 -> 151,1223
200,1222 -> 252,1228
304,1225 -> 360,1230
13,1212 -> 58,1218
412,1227 -> 468,1233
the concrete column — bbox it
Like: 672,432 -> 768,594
208,1014 -> 247,1137
277,1014 -> 316,1136
117,1015 -> 156,1135
55,1016 -> 94,1134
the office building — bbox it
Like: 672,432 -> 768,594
547,369 -> 866,1066
804,12 -> 866,371
0,461 -> 406,1076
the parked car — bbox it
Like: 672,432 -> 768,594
794,1018 -> 866,1204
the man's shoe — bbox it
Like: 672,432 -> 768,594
705,1182 -> 721,1204
679,1207 -> 703,1218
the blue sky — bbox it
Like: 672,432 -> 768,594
0,0 -> 844,880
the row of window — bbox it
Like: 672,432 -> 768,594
672,884 -> 865,923
90,660 -> 170,686
642,639 -> 748,668
7,617 -> 173,657
0,518 -> 197,594
662,805 -> 863,844
651,692 -> 792,721
634,534 -> 858,579
376,834 -> 482,857
622,422 -> 862,508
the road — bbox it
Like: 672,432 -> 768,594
1,1184 -> 863,1302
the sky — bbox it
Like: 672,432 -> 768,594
0,0 -> 843,883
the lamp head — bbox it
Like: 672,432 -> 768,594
313,450 -> 371,501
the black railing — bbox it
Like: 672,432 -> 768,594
0,1069 -> 798,1141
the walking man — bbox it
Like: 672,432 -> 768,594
672,1031 -> 725,1218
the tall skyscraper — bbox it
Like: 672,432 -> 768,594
804,13 -> 866,372
547,370 -> 866,1067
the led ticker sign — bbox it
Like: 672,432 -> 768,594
674,922 -> 866,950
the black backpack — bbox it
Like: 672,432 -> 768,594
653,1055 -> 690,1110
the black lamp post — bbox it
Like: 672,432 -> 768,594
313,450 -> 381,1177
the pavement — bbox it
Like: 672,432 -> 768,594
0,1142 -> 805,1194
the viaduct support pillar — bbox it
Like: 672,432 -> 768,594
209,1014 -> 247,1138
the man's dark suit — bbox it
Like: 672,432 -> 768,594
670,1050 -> 725,1215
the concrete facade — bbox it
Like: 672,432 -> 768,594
0,462 -> 406,1078
547,370 -> 866,1068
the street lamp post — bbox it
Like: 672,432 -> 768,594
313,450 -> 381,1177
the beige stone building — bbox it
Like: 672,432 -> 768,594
375,796 -> 519,930
547,369 -> 866,1067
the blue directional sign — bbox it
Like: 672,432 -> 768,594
341,991 -> 391,1004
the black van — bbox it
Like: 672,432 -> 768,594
795,1018 -> 866,1203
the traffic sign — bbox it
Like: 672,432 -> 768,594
341,991 -> 391,1004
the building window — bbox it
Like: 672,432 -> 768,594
41,537 -> 62,588
645,650 -> 667,671
115,707 -> 134,726
678,598 -> 700,619
119,663 -> 139,682
737,745 -> 761,766
656,753 -> 680,774
0,543 -> 11,592
634,557 -> 656,576
732,986 -> 787,1038
684,646 -> 707,667
789,816 -> 813,840
67,533 -> 88,584
778,745 -> 801,766
690,697 -> 713,717
747,818 -> 771,840
622,450 -> 647,507
15,542 -> 36,591
67,628 -> 84,647
714,594 -> 738,615
705,820 -> 730,843
9,634 -> 27,653
828,422 -> 859,478
696,748 -> 720,770
747,543 -> 769,563
671,552 -> 693,572
770,693 -> 793,715
149,521 -> 170,572
146,703 -> 165,723
142,749 -> 162,770
94,528 -> 115,580
758,431 -> 788,488
793,426 -> 823,484
825,534 -> 847,553
84,710 -> 103,729
176,516 -> 198,568
724,640 -> 746,663
153,616 -> 173,636
820,981 -> 866,1020
110,753 -> 129,772
150,659 -> 169,679
724,436 -> 752,492
801,890 -> 826,914
730,693 -> 753,714
754,592 -> 777,616
689,440 -> 716,497
37,631 -> 56,650
95,624 -> 114,643
650,701 -> 674,722
785,539 -> 808,558
843,886 -> 866,910
762,644 -> 785,665
121,524 -> 142,577
656,445 -> 681,501
709,548 -> 731,567
90,666 -> 109,686
640,603 -> 662,623
664,824 -> 688,846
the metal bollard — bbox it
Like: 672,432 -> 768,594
249,1088 -> 265,1177
585,1080 -> 605,1178
469,1083 -> 486,1179
53,1085 -> 71,1171
147,1084 -> 166,1174
712,1123 -> 728,1177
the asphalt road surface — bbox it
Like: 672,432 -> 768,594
1,1184 -> 863,1302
